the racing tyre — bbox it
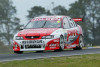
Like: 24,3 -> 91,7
59,36 -> 64,51
73,36 -> 84,50
14,51 -> 23,54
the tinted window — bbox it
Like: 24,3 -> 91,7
72,19 -> 77,27
63,18 -> 70,29
67,17 -> 77,28
25,20 -> 61,29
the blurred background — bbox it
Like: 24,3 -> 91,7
0,0 -> 100,54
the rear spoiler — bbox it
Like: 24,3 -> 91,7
73,18 -> 83,22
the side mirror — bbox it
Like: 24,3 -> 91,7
20,27 -> 24,30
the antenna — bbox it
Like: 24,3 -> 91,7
51,2 -> 55,15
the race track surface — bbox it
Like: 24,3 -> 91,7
0,48 -> 100,62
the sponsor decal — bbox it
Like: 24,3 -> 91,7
22,40 -> 43,44
31,17 -> 61,22
64,29 -> 79,44
25,44 -> 41,49
57,21 -> 61,23
54,40 -> 59,42
31,36 -> 34,39
49,44 -> 57,48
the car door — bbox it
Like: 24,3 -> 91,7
66,17 -> 79,45
63,17 -> 78,46
63,17 -> 72,45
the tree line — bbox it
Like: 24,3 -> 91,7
0,0 -> 20,45
0,0 -> 100,45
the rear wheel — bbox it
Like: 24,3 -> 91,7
14,51 -> 23,54
73,36 -> 84,50
59,36 -> 64,51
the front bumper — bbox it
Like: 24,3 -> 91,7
13,38 -> 60,51
13,39 -> 46,51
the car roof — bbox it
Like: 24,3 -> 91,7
34,15 -> 68,19
30,15 -> 68,21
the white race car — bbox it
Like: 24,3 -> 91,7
13,16 -> 84,54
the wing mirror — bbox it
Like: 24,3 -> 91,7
20,27 -> 24,30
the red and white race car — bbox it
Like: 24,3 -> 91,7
13,16 -> 84,54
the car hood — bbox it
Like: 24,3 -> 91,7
17,28 -> 59,36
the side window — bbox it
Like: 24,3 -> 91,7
72,19 -> 77,27
63,18 -> 70,29
67,17 -> 77,28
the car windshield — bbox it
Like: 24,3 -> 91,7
24,20 -> 61,29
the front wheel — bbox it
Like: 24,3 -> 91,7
59,36 -> 64,51
73,36 -> 84,50
14,51 -> 23,54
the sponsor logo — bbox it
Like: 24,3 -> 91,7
54,40 -> 59,42
22,40 -> 43,44
49,44 -> 56,48
31,36 -> 34,39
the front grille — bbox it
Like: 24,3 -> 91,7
22,40 -> 43,44
25,45 -> 41,49
21,44 -> 41,49
20,40 -> 44,49
25,36 -> 40,39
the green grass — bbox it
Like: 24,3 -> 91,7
0,54 -> 100,67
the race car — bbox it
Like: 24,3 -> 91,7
13,16 -> 84,54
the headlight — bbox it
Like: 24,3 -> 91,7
42,35 -> 54,39
15,36 -> 23,40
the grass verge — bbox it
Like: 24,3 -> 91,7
0,45 -> 13,54
0,54 -> 100,67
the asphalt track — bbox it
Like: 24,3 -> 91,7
0,48 -> 100,62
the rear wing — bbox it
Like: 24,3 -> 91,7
73,18 -> 83,22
